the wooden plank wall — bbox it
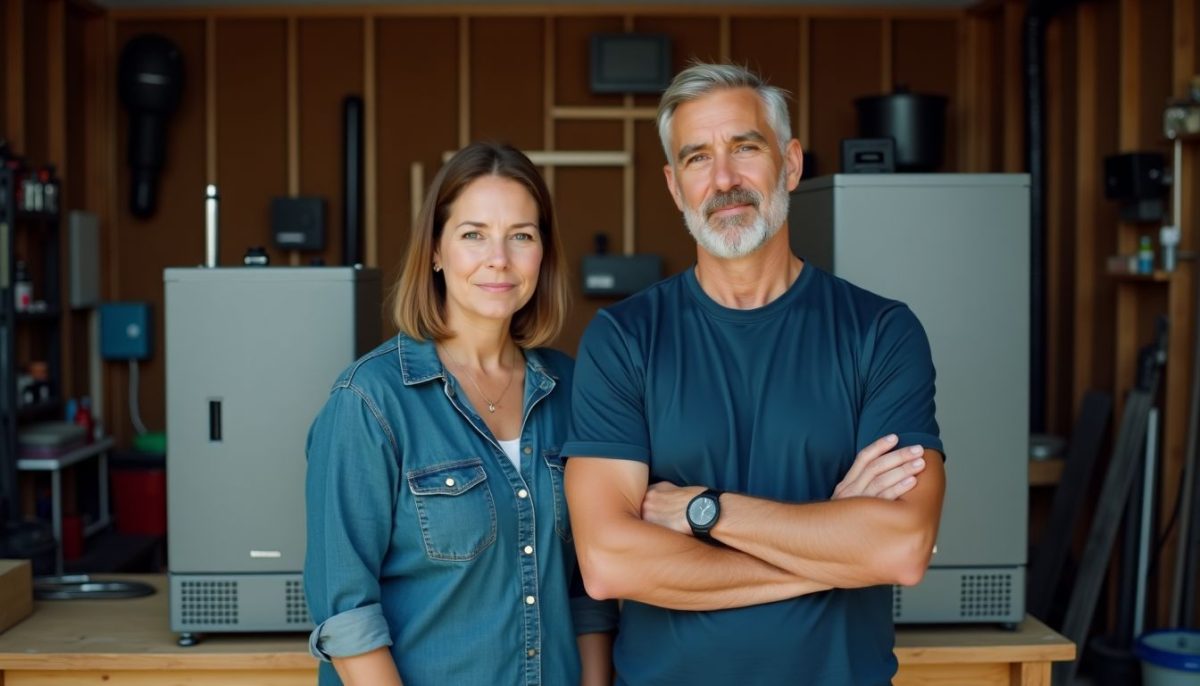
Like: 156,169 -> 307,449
56,5 -> 960,446
5,0 -> 1198,635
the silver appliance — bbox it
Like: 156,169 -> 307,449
789,174 -> 1029,624
165,267 -> 381,639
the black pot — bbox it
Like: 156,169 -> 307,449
854,88 -> 948,172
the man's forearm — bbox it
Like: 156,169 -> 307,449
713,494 -> 935,588
575,510 -> 830,610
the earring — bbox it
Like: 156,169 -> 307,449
433,264 -> 442,272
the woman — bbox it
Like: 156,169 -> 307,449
304,142 -> 616,685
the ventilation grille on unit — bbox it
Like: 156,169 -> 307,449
959,573 -> 1013,618
286,579 -> 311,625
180,580 -> 240,626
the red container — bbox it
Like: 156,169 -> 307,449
62,514 -> 83,560
111,468 -> 166,536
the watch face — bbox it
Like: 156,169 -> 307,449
688,496 -> 717,527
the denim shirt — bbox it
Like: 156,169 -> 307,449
305,333 -> 617,686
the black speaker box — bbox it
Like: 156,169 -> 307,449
1103,152 -> 1166,201
271,196 -> 325,251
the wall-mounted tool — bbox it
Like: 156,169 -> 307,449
118,34 -> 184,220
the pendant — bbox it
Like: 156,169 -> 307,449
487,403 -> 496,413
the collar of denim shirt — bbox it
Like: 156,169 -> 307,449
395,333 -> 557,392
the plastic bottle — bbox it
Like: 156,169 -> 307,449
41,167 -> 57,215
1138,235 -> 1155,274
13,260 -> 32,311
74,396 -> 95,443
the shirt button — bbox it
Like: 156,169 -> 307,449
525,595 -> 536,605
523,545 -> 533,555
517,489 -> 528,499
445,477 -> 455,487
523,446 -> 532,455
527,648 -> 538,657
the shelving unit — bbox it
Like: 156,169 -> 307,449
0,159 -> 64,526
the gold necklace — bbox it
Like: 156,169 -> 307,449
439,344 -> 516,413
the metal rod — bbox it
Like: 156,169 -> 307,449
1134,406 -> 1158,636
204,184 -> 219,268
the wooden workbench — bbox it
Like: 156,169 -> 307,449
0,575 -> 1074,685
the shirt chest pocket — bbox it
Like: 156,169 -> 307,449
407,458 -> 497,561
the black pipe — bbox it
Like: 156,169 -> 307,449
343,96 -> 364,267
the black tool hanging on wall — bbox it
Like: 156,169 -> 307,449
118,34 -> 184,219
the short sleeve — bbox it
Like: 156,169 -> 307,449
304,384 -> 400,659
562,311 -> 651,462
856,305 -> 944,459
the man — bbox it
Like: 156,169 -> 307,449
562,62 -> 946,685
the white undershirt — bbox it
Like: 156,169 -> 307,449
497,438 -> 521,470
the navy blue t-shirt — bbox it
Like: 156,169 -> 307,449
563,263 -> 942,686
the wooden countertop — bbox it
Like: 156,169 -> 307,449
0,574 -> 1073,671
0,575 -> 313,670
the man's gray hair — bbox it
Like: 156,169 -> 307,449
656,62 -> 793,163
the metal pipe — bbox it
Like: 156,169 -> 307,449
204,184 -> 219,268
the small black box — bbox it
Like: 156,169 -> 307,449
582,254 -> 662,297
841,138 -> 896,174
271,196 -> 325,251
1104,152 -> 1166,201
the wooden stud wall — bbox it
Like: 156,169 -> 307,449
5,0 -> 1198,632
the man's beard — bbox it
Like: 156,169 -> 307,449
681,169 -> 789,259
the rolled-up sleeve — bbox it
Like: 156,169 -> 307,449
304,383 -> 401,661
568,564 -> 619,635
308,604 -> 392,660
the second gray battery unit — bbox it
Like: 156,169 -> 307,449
165,266 -> 380,637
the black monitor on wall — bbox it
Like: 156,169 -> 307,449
589,33 -> 672,95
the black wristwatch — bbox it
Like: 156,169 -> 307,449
686,488 -> 724,542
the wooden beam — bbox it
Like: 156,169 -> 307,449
1044,18 -> 1063,433
880,17 -> 892,93
47,0 -> 66,173
719,14 -> 730,62
797,17 -> 810,148
543,16 -> 554,195
551,106 -> 657,121
458,16 -> 469,149
6,0 -> 25,152
107,5 -> 964,20
287,16 -> 300,266
442,150 -> 632,166
206,17 -> 217,184
410,161 -> 424,228
1072,3 -> 1099,419
1002,0 -> 1023,172
47,0 -> 70,396
1162,0 -> 1198,628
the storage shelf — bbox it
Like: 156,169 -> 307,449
1108,270 -> 1173,282
14,210 -> 59,222
17,437 -> 114,471
17,398 -> 61,420
15,308 -> 61,322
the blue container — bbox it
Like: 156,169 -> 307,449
1136,630 -> 1200,686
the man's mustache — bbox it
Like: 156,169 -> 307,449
704,188 -> 761,218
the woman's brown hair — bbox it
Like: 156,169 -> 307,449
392,142 -> 568,348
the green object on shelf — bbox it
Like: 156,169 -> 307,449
133,431 -> 166,455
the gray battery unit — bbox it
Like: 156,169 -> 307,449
790,174 -> 1030,624
165,267 -> 381,636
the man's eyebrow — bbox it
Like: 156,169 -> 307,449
677,142 -> 707,163
731,131 -> 769,145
